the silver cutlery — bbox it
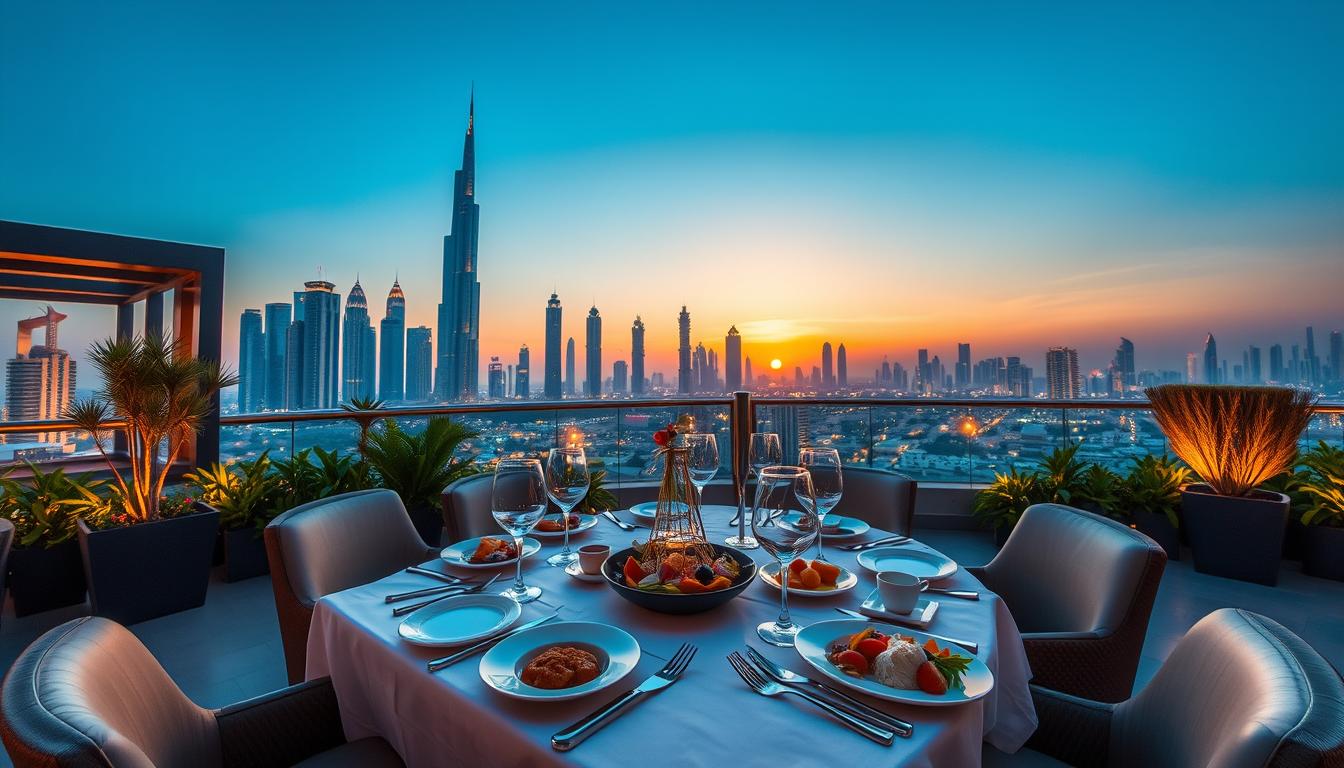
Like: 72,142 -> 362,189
427,610 -> 559,671
834,607 -> 979,654
839,535 -> 912,551
405,566 -> 465,584
920,580 -> 979,600
551,642 -> 697,751
726,652 -> 894,745
745,647 -> 913,737
601,510 -> 636,531
392,574 -> 500,617
385,578 -> 487,605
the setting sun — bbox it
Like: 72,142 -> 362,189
769,358 -> 782,370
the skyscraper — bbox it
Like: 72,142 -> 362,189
1045,347 -> 1082,399
692,343 -> 707,392
405,327 -> 433,401
631,316 -> 645,396
1330,331 -> 1342,384
565,337 -> 576,396
238,309 -> 265,412
1186,352 -> 1199,384
916,348 -> 930,393
612,360 -> 628,394
724,326 -> 742,391
487,357 -> 505,399
744,357 -> 753,391
955,343 -> 970,388
436,92 -> 481,401
544,293 -> 562,399
1306,326 -> 1320,386
821,342 -> 834,390
837,343 -> 848,388
1203,333 -> 1218,384
341,279 -> 375,402
585,306 -> 602,398
1111,337 -> 1135,397
286,280 -> 341,410
263,303 -> 290,410
677,306 -> 691,394
1270,344 -> 1284,382
1248,345 -> 1263,384
5,306 -> 75,444
379,279 -> 406,402
516,345 -> 530,399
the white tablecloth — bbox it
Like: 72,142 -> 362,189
307,506 -> 1037,767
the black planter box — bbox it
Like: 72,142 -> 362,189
1181,484 -> 1288,586
9,540 -> 86,616
1131,510 -> 1181,561
1302,525 -> 1344,582
409,504 -> 444,548
77,504 -> 219,625
222,525 -> 269,582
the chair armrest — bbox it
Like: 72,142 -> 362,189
1021,630 -> 1140,703
1024,684 -> 1114,768
216,677 -> 346,768
1022,630 -> 1107,642
964,565 -> 987,582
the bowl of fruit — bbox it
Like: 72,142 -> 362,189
603,542 -> 757,615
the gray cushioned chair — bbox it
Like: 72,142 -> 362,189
441,473 -> 496,544
968,503 -> 1166,702
984,608 -> 1344,767
265,489 -> 438,684
0,616 -> 404,767
828,467 -> 917,535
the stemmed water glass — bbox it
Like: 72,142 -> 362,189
686,433 -> 719,503
544,446 -> 590,567
492,458 -> 547,603
799,447 -> 843,561
751,466 -> 819,646
728,432 -> 781,547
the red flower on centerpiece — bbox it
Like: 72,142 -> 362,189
653,423 -> 678,447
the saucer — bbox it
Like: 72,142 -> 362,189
564,561 -> 607,583
857,588 -> 939,629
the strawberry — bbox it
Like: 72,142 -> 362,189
834,649 -> 869,676
916,661 -> 948,695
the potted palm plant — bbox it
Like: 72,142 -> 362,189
972,465 -> 1048,547
1120,454 -> 1191,560
0,464 -> 100,615
1298,441 -> 1344,581
1145,384 -> 1315,585
185,453 -> 279,582
363,417 -> 479,546
66,335 -> 232,624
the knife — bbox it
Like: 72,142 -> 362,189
833,608 -> 979,654
601,509 -> 636,531
426,611 -> 560,671
839,535 -> 912,551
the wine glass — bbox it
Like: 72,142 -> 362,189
799,448 -> 843,561
544,446 -> 590,567
491,458 -> 547,603
751,466 -> 818,646
686,433 -> 719,503
728,432 -> 782,546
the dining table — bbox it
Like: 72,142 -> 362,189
305,504 -> 1038,767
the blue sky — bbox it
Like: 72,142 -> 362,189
1,1 -> 1341,382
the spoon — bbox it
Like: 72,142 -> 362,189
919,579 -> 978,600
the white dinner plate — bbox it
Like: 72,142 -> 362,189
479,621 -> 641,701
856,547 -> 958,581
629,501 -> 688,522
564,561 -> 607,583
795,619 -> 993,707
778,513 -> 871,539
758,561 -> 859,597
398,593 -> 521,647
441,536 -> 542,569
531,514 -> 599,539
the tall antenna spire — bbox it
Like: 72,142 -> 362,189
461,84 -> 475,197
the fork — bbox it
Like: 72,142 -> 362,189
839,535 -> 912,551
601,510 -> 636,532
391,574 -> 500,617
551,643 -> 697,751
405,566 -> 466,584
726,652 -> 894,745
386,578 -> 484,604
744,647 -> 913,737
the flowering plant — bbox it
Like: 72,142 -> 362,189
652,423 -> 678,449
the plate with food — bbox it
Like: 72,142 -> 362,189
759,558 -> 858,597
531,513 -> 599,538
398,593 -> 521,647
628,501 -> 689,522
855,547 -> 957,581
795,619 -> 993,706
479,621 -> 640,701
441,536 -> 542,569
778,513 -> 871,539
604,542 -> 757,614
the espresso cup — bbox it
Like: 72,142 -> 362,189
578,544 -> 610,575
876,571 -> 921,615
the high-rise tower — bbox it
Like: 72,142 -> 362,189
287,280 -> 341,410
238,309 -> 265,412
263,303 -> 290,410
631,316 -> 645,396
405,326 -> 433,401
544,293 -> 562,399
585,307 -> 602,398
1203,333 -> 1218,384
487,357 -> 505,399
565,337 -> 576,396
5,306 -> 76,444
1045,347 -> 1081,399
821,342 -> 834,390
341,279 -> 375,402
379,279 -> 406,401
837,343 -> 848,388
516,345 -> 530,399
724,326 -> 742,391
677,306 -> 691,394
436,91 -> 481,401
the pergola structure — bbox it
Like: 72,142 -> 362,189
0,220 -> 225,468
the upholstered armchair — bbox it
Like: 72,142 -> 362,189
827,467 -> 917,536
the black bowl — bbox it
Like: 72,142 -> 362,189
602,543 -> 758,615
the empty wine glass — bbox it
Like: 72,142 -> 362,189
727,432 -> 780,548
799,447 -> 843,561
544,446 -> 590,567
751,466 -> 818,646
686,433 -> 719,502
491,458 -> 547,603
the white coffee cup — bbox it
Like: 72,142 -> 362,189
578,544 -> 610,576
876,571 -> 920,615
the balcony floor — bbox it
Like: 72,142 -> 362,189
2,530 -> 1342,766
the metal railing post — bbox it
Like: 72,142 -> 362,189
730,391 -> 752,509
